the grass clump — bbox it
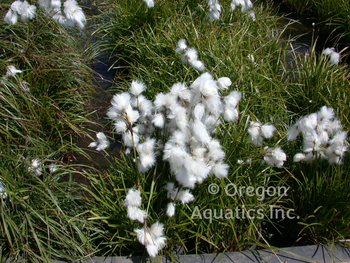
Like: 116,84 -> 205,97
0,1 -> 100,261
85,0 -> 350,259
0,152 -> 99,262
279,43 -> 350,245
1,4 -> 95,148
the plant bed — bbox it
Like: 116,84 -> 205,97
1,0 -> 350,262
84,0 -> 350,259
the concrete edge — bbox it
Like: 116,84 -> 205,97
50,244 -> 350,263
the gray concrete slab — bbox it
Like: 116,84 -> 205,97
51,244 -> 350,263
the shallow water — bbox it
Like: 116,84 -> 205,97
72,29 -> 121,183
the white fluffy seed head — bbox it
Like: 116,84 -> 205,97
125,106 -> 140,124
203,96 -> 222,118
176,39 -> 187,54
166,144 -> 187,164
146,244 -> 159,258
138,152 -> 156,172
175,107 -> 188,131
111,92 -> 131,113
28,158 -> 42,176
329,131 -> 347,148
211,162 -> 229,178
248,10 -> 256,20
318,129 -> 329,145
166,202 -> 176,217
293,153 -> 306,162
179,88 -> 192,102
224,90 -> 241,108
192,119 -> 211,144
217,77 -> 232,90
130,80 -> 146,97
189,59 -> 205,71
152,113 -> 165,128
123,188 -> 142,207
168,130 -> 188,147
127,206 -> 147,223
184,48 -> 198,62
6,65 -> 22,77
299,113 -> 318,134
199,78 -> 219,98
248,121 -> 262,145
263,146 -> 287,168
134,227 -> 152,246
207,2 -> 221,22
139,97 -> 153,116
0,179 -> 7,199
170,82 -> 187,97
143,0 -> 154,8
248,121 -> 261,135
330,52 -> 340,65
164,182 -> 177,200
323,47 -> 334,56
177,189 -> 195,205
20,1 -> 36,22
203,114 -> 219,131
138,138 -> 156,154
241,0 -> 253,13
193,102 -> 205,120
175,166 -> 197,189
114,119 -> 127,134
96,131 -> 107,141
286,123 -> 299,141
184,159 -> 209,183
137,138 -> 156,172
223,107 -> 239,122
4,9 -> 18,25
326,120 -> 342,135
318,106 -> 334,121
247,54 -> 255,63
303,133 -> 320,153
323,48 -> 340,65
207,139 -> 225,162
123,130 -> 139,148
260,124 -> 275,139
90,132 -> 110,151
271,147 -> 287,166
154,93 -> 170,110
11,1 -> 23,13
50,0 -> 61,8
106,106 -> 120,120
192,147 -> 207,161
63,0 -> 86,28
150,221 -> 164,239
190,72 -> 213,91
230,0 -> 246,11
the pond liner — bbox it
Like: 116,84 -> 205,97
51,244 -> 350,263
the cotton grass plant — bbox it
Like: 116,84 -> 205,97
83,0 -> 350,259
0,1 -> 101,261
278,40 -> 350,246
